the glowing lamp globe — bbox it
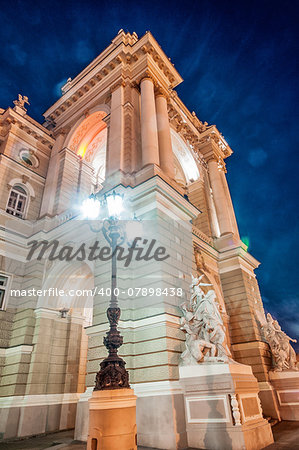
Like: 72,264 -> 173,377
106,191 -> 123,218
81,195 -> 101,219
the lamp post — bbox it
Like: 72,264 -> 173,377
82,190 -> 141,450
82,191 -> 129,390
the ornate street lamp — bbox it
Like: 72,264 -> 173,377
81,190 -> 138,390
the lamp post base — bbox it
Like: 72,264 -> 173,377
87,388 -> 137,450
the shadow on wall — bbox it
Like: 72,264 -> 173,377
204,403 -> 233,449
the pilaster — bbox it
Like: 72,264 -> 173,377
188,179 -> 212,237
208,159 -> 234,236
218,247 -> 272,383
106,83 -> 125,177
40,131 -> 66,217
77,159 -> 94,202
53,147 -> 81,215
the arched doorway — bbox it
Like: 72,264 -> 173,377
67,110 -> 108,191
34,261 -> 94,396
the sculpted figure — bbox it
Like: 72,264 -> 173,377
262,313 -> 298,371
180,274 -> 232,366
13,94 -> 30,109
190,274 -> 212,304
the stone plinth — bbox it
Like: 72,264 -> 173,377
179,363 -> 273,450
87,388 -> 137,450
269,370 -> 299,420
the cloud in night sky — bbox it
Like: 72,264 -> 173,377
54,78 -> 68,98
248,148 -> 268,167
75,40 -> 94,63
4,44 -> 27,66
0,0 -> 298,348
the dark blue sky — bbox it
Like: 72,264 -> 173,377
1,0 -> 298,347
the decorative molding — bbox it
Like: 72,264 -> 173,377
238,393 -> 262,423
0,345 -> 33,358
192,226 -> 213,246
0,392 -> 80,408
186,394 -> 231,424
230,393 -> 242,426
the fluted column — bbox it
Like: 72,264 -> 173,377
155,94 -> 174,178
140,78 -> 160,167
208,159 -> 233,236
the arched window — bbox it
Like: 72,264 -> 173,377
6,185 -> 28,219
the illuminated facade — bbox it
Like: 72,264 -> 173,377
0,31 -> 294,448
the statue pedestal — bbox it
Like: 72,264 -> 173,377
87,388 -> 137,450
269,370 -> 299,420
179,363 -> 273,450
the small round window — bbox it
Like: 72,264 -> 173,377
21,155 -> 33,165
19,149 -> 39,168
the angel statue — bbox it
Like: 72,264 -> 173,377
260,312 -> 298,372
13,94 -> 30,110
179,274 -> 232,366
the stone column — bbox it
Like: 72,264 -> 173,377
155,94 -> 174,178
204,171 -> 221,238
140,78 -> 160,167
208,159 -> 233,236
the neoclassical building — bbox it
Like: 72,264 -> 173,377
0,31 -> 294,448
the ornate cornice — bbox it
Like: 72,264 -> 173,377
192,226 -> 213,246
43,31 -> 182,126
0,108 -> 54,148
195,126 -> 233,162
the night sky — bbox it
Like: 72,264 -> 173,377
1,0 -> 298,348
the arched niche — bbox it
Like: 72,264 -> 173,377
66,110 -> 108,186
37,261 -> 94,325
171,128 -> 200,185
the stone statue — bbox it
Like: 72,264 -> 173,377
180,274 -> 232,366
190,273 -> 212,304
13,94 -> 30,110
262,313 -> 298,372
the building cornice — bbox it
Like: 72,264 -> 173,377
0,108 -> 54,149
43,31 -> 183,126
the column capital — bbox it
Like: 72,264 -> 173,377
207,156 -> 227,173
140,74 -> 155,85
154,85 -> 170,100
195,126 -> 233,163
110,79 -> 126,94
52,126 -> 71,139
